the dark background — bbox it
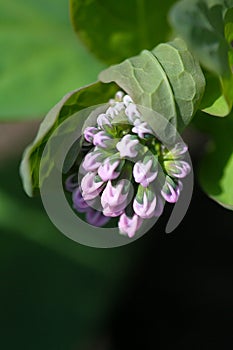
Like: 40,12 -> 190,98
0,126 -> 232,350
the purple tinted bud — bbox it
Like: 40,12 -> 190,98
72,187 -> 89,212
161,176 -> 183,203
132,120 -> 153,138
82,151 -> 102,172
115,91 -> 125,101
164,160 -> 191,178
65,174 -> 78,192
125,103 -> 141,123
85,208 -> 110,227
133,188 -> 157,219
123,95 -> 133,106
116,135 -> 139,158
97,113 -> 112,129
133,158 -> 157,187
93,131 -> 111,148
98,158 -> 120,182
118,213 -> 143,238
101,180 -> 128,217
106,106 -> 118,118
84,126 -> 98,143
81,172 -> 104,201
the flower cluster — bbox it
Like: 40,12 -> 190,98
65,91 -> 191,238
65,174 -> 110,227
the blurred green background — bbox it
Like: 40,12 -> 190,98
0,0 -> 105,119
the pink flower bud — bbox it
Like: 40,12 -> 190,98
98,158 -> 120,182
116,135 -> 139,158
132,120 -> 153,138
164,160 -> 191,178
81,172 -> 104,201
161,176 -> 183,203
133,158 -> 157,187
84,126 -> 98,143
106,106 -> 118,118
101,180 -> 128,217
118,213 -> 143,238
115,91 -> 125,101
82,151 -> 102,172
97,113 -> 112,129
123,95 -> 133,106
93,131 -> 111,148
125,103 -> 140,123
133,190 -> 157,219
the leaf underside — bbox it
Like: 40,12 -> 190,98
20,81 -> 119,196
99,38 -> 205,132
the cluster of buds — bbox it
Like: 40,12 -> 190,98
65,91 -> 191,238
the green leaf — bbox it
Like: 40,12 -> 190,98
152,38 -> 205,130
169,0 -> 233,76
200,72 -> 231,116
0,0 -> 105,120
99,38 -> 205,131
20,82 -> 119,196
70,0 -> 175,65
224,5 -> 233,69
169,0 -> 233,117
197,111 -> 233,209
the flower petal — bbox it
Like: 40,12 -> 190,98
118,213 -> 143,238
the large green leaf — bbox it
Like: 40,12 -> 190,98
0,0 -> 105,120
169,0 -> 233,117
70,0 -> 176,64
20,81 -> 119,196
196,111 -> 233,209
99,38 -> 205,131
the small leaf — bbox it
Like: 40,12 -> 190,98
99,38 -> 205,131
200,73 -> 231,116
197,111 -> 233,209
0,0 -> 105,120
20,82 -> 119,196
70,0 -> 175,64
203,94 -> 230,117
